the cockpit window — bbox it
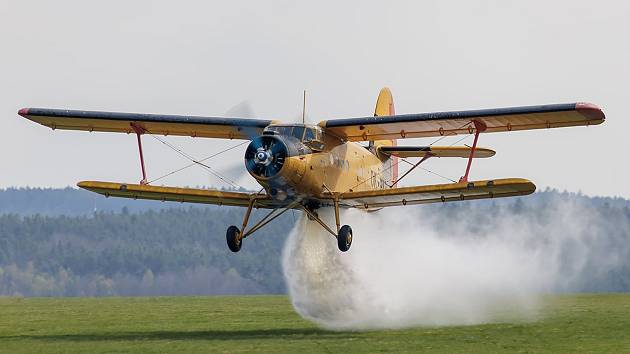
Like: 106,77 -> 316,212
264,125 -> 323,150
292,126 -> 305,140
272,126 -> 293,136
304,128 -> 315,142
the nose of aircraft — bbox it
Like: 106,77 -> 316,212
255,150 -> 271,165
245,135 -> 288,179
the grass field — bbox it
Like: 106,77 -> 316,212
0,294 -> 629,353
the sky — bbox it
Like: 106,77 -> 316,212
1,0 -> 628,197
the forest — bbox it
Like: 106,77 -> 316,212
0,187 -> 629,296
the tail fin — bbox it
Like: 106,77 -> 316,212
372,87 -> 398,186
374,87 -> 395,117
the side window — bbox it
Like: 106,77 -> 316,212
280,127 -> 293,136
304,128 -> 315,142
305,127 -> 325,151
292,126 -> 305,140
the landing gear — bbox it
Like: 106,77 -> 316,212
298,196 -> 354,252
337,225 -> 353,252
226,225 -> 242,252
306,209 -> 318,221
225,198 -> 300,253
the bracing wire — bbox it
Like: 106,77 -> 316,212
346,152 -> 457,193
347,123 -> 475,191
146,133 -> 246,189
399,159 -> 457,183
147,141 -> 247,185
448,134 -> 471,147
428,121 -> 474,146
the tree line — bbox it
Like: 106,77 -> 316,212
0,188 -> 629,296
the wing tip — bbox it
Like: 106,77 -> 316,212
479,148 -> 496,158
18,108 -> 30,118
495,178 -> 536,195
77,181 -> 98,191
77,180 -> 109,190
526,181 -> 537,195
575,102 -> 605,123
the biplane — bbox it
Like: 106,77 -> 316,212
19,88 -> 605,252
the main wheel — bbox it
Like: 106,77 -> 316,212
226,225 -> 242,252
337,225 -> 353,252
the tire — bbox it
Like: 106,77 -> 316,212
226,225 -> 242,252
337,225 -> 353,252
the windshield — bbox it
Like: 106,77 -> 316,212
268,126 -> 293,136
265,125 -> 309,140
304,128 -> 315,142
264,125 -> 325,150
292,126 -> 305,140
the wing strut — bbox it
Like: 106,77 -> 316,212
241,200 -> 300,238
131,123 -> 148,185
460,120 -> 487,182
391,154 -> 432,187
299,204 -> 339,238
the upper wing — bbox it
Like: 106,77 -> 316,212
77,181 -> 283,209
320,103 -> 604,141
377,145 -> 495,158
337,178 -> 535,209
19,108 -> 278,140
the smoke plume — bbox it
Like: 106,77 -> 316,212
282,198 -> 624,330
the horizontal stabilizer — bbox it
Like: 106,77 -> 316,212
377,146 -> 495,158
77,181 -> 280,208
338,178 -> 535,209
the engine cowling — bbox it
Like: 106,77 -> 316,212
244,135 -> 309,200
245,135 -> 288,179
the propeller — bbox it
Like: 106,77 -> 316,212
216,101 -> 269,189
221,99 -> 298,193
245,135 -> 288,179
172,100 -> 262,190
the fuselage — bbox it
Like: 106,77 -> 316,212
244,123 -> 395,204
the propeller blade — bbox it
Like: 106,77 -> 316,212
225,101 -> 255,118
224,100 -> 271,140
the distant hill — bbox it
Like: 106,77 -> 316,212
0,187 -> 629,296
0,187 -> 219,216
2,186 -> 629,216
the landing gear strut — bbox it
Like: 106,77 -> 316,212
299,196 -> 353,252
226,195 -> 353,253
226,199 -> 299,253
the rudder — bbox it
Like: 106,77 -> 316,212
372,87 -> 398,186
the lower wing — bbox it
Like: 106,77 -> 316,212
77,181 -> 283,209
336,178 -> 535,209
80,179 -> 534,211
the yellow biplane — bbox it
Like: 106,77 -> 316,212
19,88 -> 605,252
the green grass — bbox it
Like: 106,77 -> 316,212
0,294 -> 629,353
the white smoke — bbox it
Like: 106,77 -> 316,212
282,199 -> 620,330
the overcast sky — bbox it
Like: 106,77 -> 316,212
1,0 -> 627,197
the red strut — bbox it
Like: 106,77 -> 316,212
130,123 -> 148,185
459,120 -> 487,183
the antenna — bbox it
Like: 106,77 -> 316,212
302,90 -> 306,124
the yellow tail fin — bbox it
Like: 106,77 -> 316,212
373,87 -> 398,185
374,87 -> 395,117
